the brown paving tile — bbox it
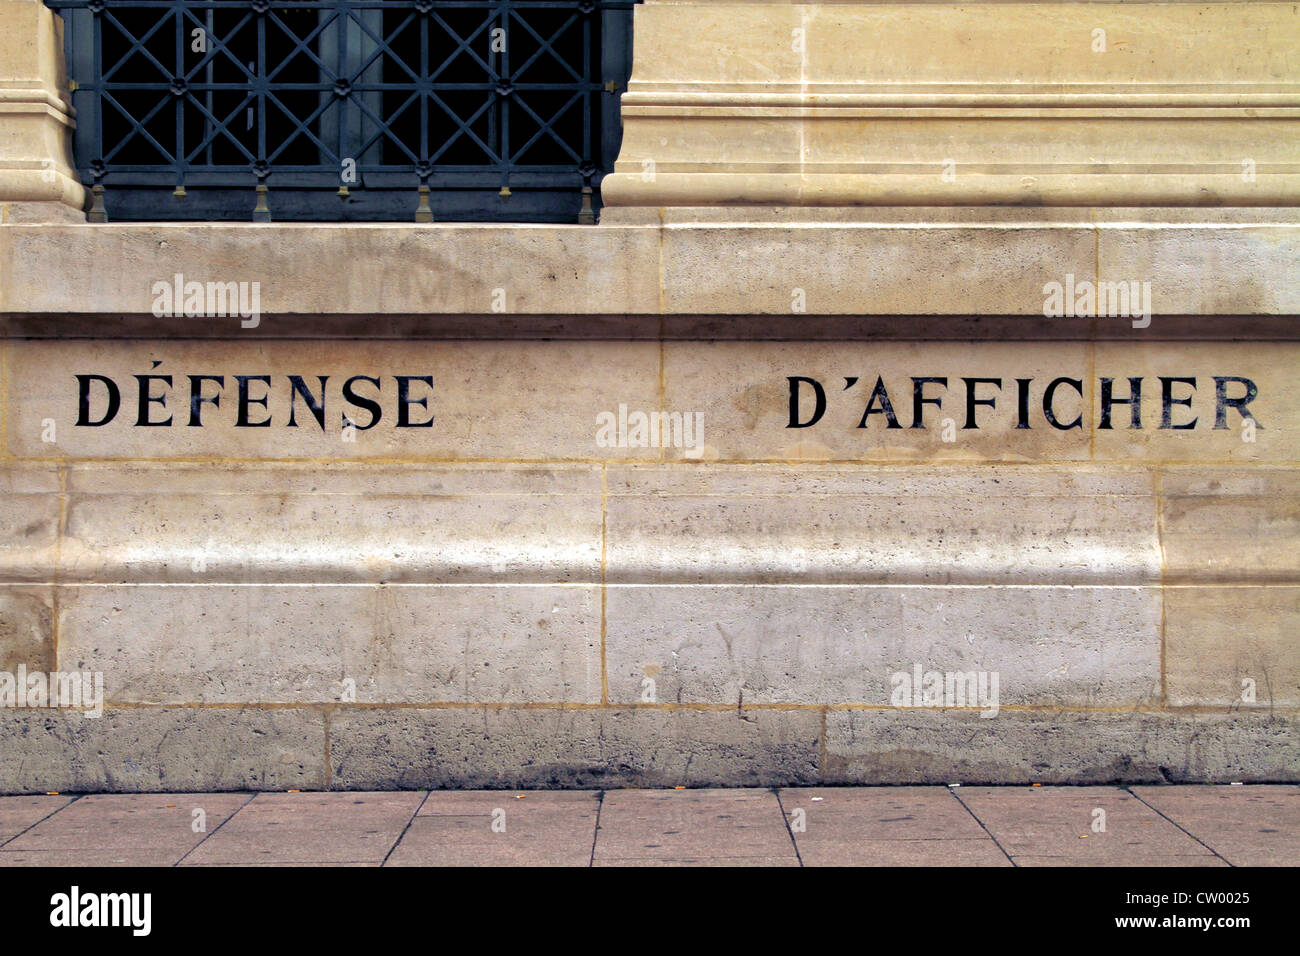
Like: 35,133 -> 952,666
957,786 -> 1217,865
387,792 -> 598,866
593,789 -> 796,863
0,795 -> 75,844
1131,784 -> 1300,866
594,856 -> 799,867
185,791 -> 422,865
4,794 -> 249,865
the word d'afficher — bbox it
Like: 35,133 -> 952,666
787,373 -> 1261,432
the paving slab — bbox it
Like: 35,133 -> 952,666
2,794 -> 248,866
0,795 -> 74,844
595,856 -> 799,867
956,786 -> 1219,865
0,787 -> 1290,866
779,787 -> 1008,866
183,791 -> 423,865
1131,784 -> 1300,866
387,791 -> 599,866
592,788 -> 796,865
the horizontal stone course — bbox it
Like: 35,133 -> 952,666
1,706 -> 1295,793
57,584 -> 602,706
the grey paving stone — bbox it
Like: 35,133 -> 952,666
957,786 -> 1218,864
184,791 -> 421,864
593,788 -> 796,863
1131,784 -> 1300,866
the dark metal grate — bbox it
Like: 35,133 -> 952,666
46,0 -> 635,221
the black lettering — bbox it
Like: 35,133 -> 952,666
134,374 -> 173,426
1043,377 -> 1083,430
1015,378 -> 1032,430
962,377 -> 1001,430
787,376 -> 826,428
1160,376 -> 1197,429
235,375 -> 272,427
1099,376 -> 1143,430
187,375 -> 224,427
911,377 -> 947,429
342,375 -> 383,430
395,375 -> 435,428
75,374 -> 120,427
1213,376 -> 1259,429
856,376 -> 901,429
287,375 -> 328,430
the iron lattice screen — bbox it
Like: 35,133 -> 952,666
46,0 -> 634,222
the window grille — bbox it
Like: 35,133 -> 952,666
46,0 -> 635,222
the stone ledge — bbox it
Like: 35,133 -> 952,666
1,214 -> 1296,336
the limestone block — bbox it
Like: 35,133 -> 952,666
57,584 -> 602,704
58,463 -> 602,583
825,709 -> 1300,784
605,465 -> 1161,584
4,340 -> 660,459
0,707 -> 326,793
1165,586 -> 1300,707
0,586 -> 53,673
328,706 -> 822,789
604,584 -> 1161,707
603,2 -> 1300,208
0,1 -> 85,216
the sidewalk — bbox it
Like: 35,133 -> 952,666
1,785 -> 1295,867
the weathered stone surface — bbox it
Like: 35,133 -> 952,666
0,708 -> 325,793
1160,468 -> 1300,584
58,463 -> 602,584
59,584 -> 601,705
825,710 -> 1300,785
4,340 -> 659,459
0,587 -> 54,674
328,707 -> 822,789
606,465 -> 1161,583
1165,586 -> 1300,708
605,584 -> 1161,707
0,466 -> 59,584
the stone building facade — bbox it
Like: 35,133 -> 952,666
0,0 -> 1296,790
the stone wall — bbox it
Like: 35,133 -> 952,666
0,0 -> 1296,790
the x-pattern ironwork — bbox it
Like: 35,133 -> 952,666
47,0 -> 634,221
